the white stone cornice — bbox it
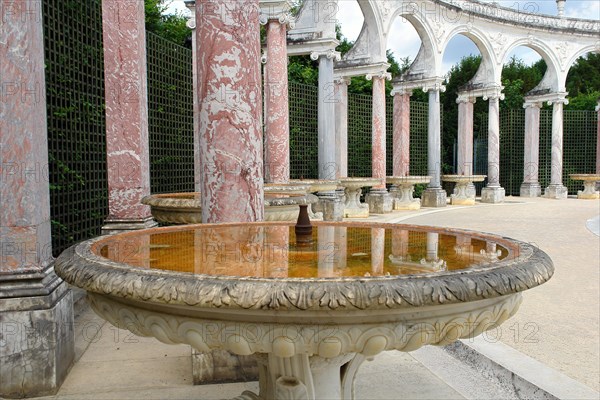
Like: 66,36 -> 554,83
391,77 -> 446,94
310,50 -> 341,62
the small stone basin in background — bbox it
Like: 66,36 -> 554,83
569,174 -> 600,199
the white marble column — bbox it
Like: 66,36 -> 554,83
520,101 -> 542,197
185,3 -> 200,193
334,77 -> 350,178
456,95 -> 475,175
421,84 -> 447,207
1,1 -> 74,395
393,91 -> 411,176
365,72 -> 392,214
544,97 -> 569,199
481,94 -> 505,203
312,50 -> 340,180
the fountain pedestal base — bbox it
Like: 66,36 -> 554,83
101,217 -> 158,235
312,190 -> 344,221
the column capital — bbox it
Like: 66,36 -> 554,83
310,49 -> 341,62
456,92 -> 477,104
422,82 -> 446,93
334,76 -> 351,86
482,87 -> 505,101
390,87 -> 413,96
523,100 -> 543,109
185,1 -> 196,29
366,71 -> 392,81
547,97 -> 569,106
259,0 -> 295,27
595,99 -> 600,112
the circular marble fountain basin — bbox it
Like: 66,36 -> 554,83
570,174 -> 600,182
290,179 -> 340,192
141,192 -> 201,224
55,222 -> 552,399
387,176 -> 432,186
442,175 -> 487,183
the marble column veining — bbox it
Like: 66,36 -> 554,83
335,77 -> 350,178
544,98 -> 568,199
481,96 -> 505,203
393,92 -> 411,176
196,0 -> 264,222
315,53 -> 338,180
520,102 -> 542,197
456,98 -> 474,175
102,0 -> 155,232
1,1 -> 74,396
264,19 -> 290,183
371,76 -> 387,188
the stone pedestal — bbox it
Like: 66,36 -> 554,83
366,189 -> 393,214
101,0 -> 155,232
421,188 -> 447,208
1,2 -> 74,396
312,191 -> 344,221
544,184 -> 568,199
481,186 -> 506,204
1,279 -> 75,398
390,185 -> 421,210
520,182 -> 542,198
192,349 -> 258,385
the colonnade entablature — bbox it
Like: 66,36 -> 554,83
287,0 -> 599,96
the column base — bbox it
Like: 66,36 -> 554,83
312,190 -> 344,221
101,216 -> 158,235
192,349 -> 258,385
544,184 -> 568,199
365,189 -> 393,214
520,182 -> 541,198
1,275 -> 74,398
421,188 -> 447,208
481,186 -> 505,204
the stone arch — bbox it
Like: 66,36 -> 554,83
387,6 -> 439,77
441,26 -> 498,85
342,0 -> 387,63
500,39 -> 562,92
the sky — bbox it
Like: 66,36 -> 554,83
167,0 -> 599,73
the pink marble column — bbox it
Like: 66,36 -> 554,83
102,0 -> 155,233
456,96 -> 475,175
393,92 -> 411,176
263,19 -> 290,183
196,0 -> 264,223
1,1 -> 74,395
370,75 -> 388,188
520,101 -> 541,197
334,77 -> 350,178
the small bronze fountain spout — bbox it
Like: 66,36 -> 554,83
295,204 -> 313,246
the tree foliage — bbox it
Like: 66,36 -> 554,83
144,0 -> 191,46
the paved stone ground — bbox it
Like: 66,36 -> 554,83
374,196 -> 600,391
34,196 -> 599,399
